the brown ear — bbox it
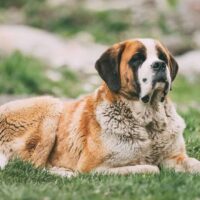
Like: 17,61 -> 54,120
169,53 -> 179,82
95,44 -> 125,93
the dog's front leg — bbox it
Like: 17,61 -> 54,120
162,154 -> 200,173
48,167 -> 79,178
93,165 -> 160,175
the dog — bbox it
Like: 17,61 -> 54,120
0,38 -> 200,178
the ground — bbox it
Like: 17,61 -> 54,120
1,159 -> 200,200
0,76 -> 200,200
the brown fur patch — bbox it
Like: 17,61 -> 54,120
119,40 -> 146,99
171,154 -> 186,164
26,134 -> 40,153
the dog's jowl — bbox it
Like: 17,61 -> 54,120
1,38 -> 200,177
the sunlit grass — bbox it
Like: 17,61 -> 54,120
170,76 -> 200,103
0,51 -> 84,97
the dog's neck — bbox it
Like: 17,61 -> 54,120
95,84 -> 170,129
97,83 -> 167,112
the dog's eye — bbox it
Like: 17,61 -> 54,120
158,52 -> 168,64
133,53 -> 145,61
129,53 -> 145,68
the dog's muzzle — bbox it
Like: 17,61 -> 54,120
152,61 -> 168,88
152,61 -> 167,82
141,61 -> 170,103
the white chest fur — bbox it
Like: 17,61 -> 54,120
96,99 -> 186,167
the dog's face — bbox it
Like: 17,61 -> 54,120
95,38 -> 178,103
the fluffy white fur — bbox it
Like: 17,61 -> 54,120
95,90 -> 200,174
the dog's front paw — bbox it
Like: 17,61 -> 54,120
136,165 -> 160,174
119,165 -> 160,175
0,153 -> 8,170
48,167 -> 78,178
185,158 -> 200,173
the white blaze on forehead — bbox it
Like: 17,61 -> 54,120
137,38 -> 157,57
136,39 -> 158,98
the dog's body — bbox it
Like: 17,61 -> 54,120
1,38 -> 200,177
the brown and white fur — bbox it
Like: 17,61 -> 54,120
0,38 -> 200,178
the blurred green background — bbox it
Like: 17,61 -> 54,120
0,0 -> 199,108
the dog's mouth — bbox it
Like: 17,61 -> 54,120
141,80 -> 170,104
141,95 -> 150,103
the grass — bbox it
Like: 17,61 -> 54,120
0,51 -> 84,97
0,0 -> 131,44
0,0 -> 43,8
170,76 -> 200,103
2,160 -> 200,200
24,4 -> 131,44
0,0 -> 194,55
0,51 -> 51,95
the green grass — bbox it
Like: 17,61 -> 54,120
0,0 -> 193,54
0,0 -> 132,44
0,0 -> 44,8
170,76 -> 200,103
0,0 -> 194,55
0,0 -> 131,44
167,0 -> 179,8
0,51 -> 52,95
24,4 -> 131,44
0,51 -> 84,97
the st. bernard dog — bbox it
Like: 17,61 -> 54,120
0,38 -> 200,177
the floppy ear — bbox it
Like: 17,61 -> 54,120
95,44 -> 125,93
169,53 -> 179,82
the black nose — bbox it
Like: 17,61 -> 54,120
152,61 -> 166,71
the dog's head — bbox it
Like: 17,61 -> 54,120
95,38 -> 178,103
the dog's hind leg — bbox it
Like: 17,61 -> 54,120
0,96 -> 64,169
26,117 -> 59,168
